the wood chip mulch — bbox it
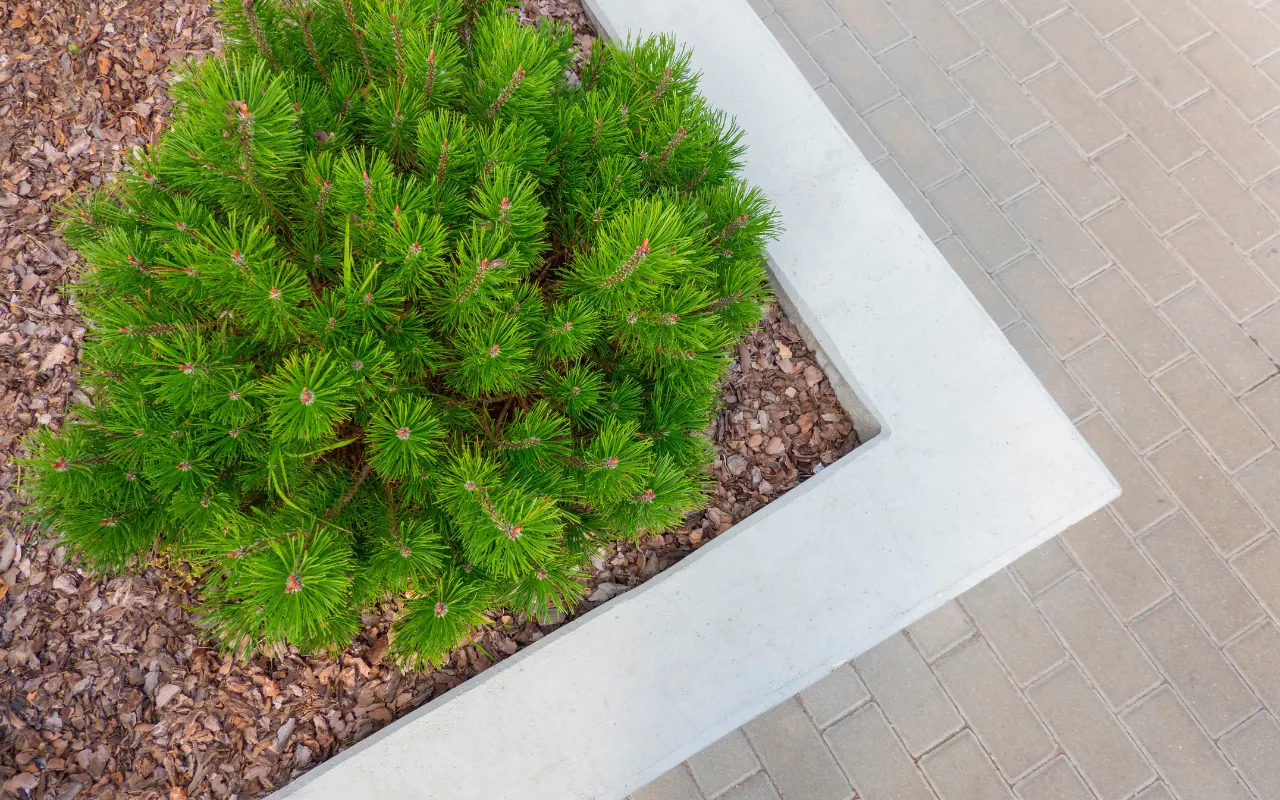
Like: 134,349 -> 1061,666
0,1 -> 857,797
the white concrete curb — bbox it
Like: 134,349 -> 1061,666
270,1 -> 1118,797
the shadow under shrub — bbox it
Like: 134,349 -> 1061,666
22,0 -> 778,669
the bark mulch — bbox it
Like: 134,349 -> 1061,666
0,1 -> 857,797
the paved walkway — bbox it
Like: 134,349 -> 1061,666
635,0 -> 1280,798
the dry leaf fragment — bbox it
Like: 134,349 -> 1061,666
40,342 -> 69,371
155,683 -> 181,709
3,772 -> 37,796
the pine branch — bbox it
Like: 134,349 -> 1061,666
341,0 -> 375,82
325,462 -> 372,521
485,66 -> 526,119
241,0 -> 282,70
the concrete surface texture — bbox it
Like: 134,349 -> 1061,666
634,0 -> 1280,798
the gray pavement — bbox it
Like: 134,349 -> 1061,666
636,0 -> 1280,797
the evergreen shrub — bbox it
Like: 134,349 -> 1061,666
24,0 -> 778,668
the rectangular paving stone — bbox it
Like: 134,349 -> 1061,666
634,766 -> 703,800
1244,304 -> 1280,362
1249,169 -> 1280,231
1110,20 -> 1209,108
1026,662 -> 1153,800
742,699 -> 853,800
1186,35 -> 1280,121
937,236 -> 1020,328
1139,513 -> 1266,641
1076,268 -> 1187,374
1220,712 -> 1280,800
1185,0 -> 1280,63
823,704 -> 935,800
1067,340 -> 1180,451
1132,597 -> 1261,735
1093,138 -> 1197,234
889,0 -> 982,67
874,158 -> 952,241
854,633 -> 963,756
919,731 -> 1017,800
1225,621 -> 1280,712
1006,322 -> 1095,420
1037,572 -> 1161,708
1012,757 -> 1093,800
721,773 -> 781,800
1155,357 -> 1271,471
1232,533 -> 1280,622
688,730 -> 760,799
828,0 -> 909,54
1069,0 -> 1138,36
815,84 -> 885,161
809,28 -> 896,112
1128,0 -> 1210,49
935,640 -> 1056,780
877,40 -> 970,128
1027,67 -> 1125,155
763,14 -> 827,88
997,253 -> 1099,357
1037,11 -> 1130,94
1006,0 -> 1064,24
1148,434 -> 1267,553
1061,510 -> 1169,620
1102,80 -> 1201,170
962,0 -> 1055,81
748,0 -> 773,15
1006,187 -> 1109,286
1169,220 -> 1280,324
1011,536 -> 1077,595
1239,448 -> 1280,532
1174,154 -> 1279,251
1253,109 -> 1280,162
1249,241 -> 1280,304
954,55 -> 1047,141
939,112 -> 1037,204
1121,687 -> 1254,800
770,0 -> 841,42
866,98 -> 961,189
1160,286 -> 1277,390
906,600 -> 976,662
1016,127 -> 1118,218
1076,413 -> 1175,531
1177,91 -> 1280,184
1243,375 -> 1280,444
1085,203 -> 1194,304
960,570 -> 1065,685
798,664 -> 870,730
930,174 -> 1028,268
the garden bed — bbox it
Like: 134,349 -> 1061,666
0,2 -> 857,797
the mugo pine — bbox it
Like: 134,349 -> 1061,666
23,0 -> 779,668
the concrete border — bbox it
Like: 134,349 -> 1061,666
271,1 -> 1118,797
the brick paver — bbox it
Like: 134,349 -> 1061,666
635,0 -> 1280,796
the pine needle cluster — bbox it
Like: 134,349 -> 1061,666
22,0 -> 778,668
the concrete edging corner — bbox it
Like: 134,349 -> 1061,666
270,1 -> 1118,797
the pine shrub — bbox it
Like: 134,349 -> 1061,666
23,0 -> 778,668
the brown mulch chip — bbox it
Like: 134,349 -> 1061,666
0,1 -> 858,797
